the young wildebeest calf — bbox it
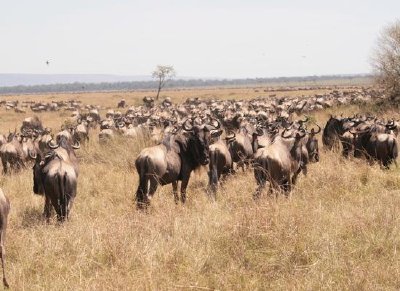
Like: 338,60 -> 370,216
0,188 -> 10,288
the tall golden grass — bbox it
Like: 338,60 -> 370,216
0,89 -> 400,290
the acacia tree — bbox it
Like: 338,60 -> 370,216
152,65 -> 176,100
372,20 -> 400,101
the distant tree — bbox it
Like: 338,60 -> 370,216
151,65 -> 176,100
372,20 -> 400,101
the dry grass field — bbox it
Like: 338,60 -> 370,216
1,86 -> 400,290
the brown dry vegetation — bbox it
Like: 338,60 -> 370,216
1,86 -> 400,290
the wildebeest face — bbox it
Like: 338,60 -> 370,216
190,127 -> 211,166
352,130 -> 371,158
307,137 -> 319,162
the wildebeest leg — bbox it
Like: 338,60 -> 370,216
180,174 -> 191,203
239,161 -> 245,172
15,158 -> 25,171
220,172 -> 229,187
172,181 -> 179,204
244,160 -> 251,171
253,168 -> 266,199
282,177 -> 292,197
0,231 -> 8,288
268,179 -> 279,199
147,176 -> 158,202
54,201 -> 64,222
254,180 -> 266,199
292,168 -> 301,185
67,197 -> 75,219
382,159 -> 390,170
136,174 -> 148,209
43,195 -> 52,223
208,166 -> 219,197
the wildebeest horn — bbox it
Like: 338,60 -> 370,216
386,120 -> 395,127
171,126 -> 179,134
300,116 -> 309,123
182,119 -> 193,131
255,127 -> 264,136
225,132 -> 236,141
28,150 -> 37,160
386,121 -> 397,130
72,141 -> 80,149
47,139 -> 59,149
284,122 -> 293,130
309,124 -> 321,135
281,129 -> 293,139
296,129 -> 307,139
210,118 -> 221,130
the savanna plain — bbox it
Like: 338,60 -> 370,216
1,84 -> 400,290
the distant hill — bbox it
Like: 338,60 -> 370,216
0,74 -> 153,87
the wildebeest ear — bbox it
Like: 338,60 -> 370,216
211,129 -> 223,138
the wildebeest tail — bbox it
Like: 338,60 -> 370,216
56,173 -> 68,221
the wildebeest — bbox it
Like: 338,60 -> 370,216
47,135 -> 80,177
117,99 -> 126,108
351,126 -> 398,168
21,116 -> 43,133
0,188 -> 10,288
304,124 -> 321,163
0,132 -> 26,174
75,119 -> 90,144
322,116 -> 346,150
135,119 -> 221,207
207,133 -> 233,196
32,136 -> 79,222
227,131 -> 254,171
253,129 -> 307,198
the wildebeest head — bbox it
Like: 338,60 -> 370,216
306,124 -> 321,162
48,135 -> 80,154
385,120 -> 398,136
178,119 -> 221,166
350,127 -> 371,158
322,115 -> 347,149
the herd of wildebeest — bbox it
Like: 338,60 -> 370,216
0,87 -> 397,287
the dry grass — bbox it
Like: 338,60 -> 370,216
1,87 -> 400,290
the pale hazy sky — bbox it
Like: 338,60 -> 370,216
0,0 -> 399,78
